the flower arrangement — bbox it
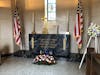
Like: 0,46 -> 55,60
79,23 -> 100,69
88,23 -> 100,37
33,54 -> 56,65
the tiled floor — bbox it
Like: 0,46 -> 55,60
0,57 -> 85,75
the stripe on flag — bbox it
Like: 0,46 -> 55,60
74,1 -> 83,49
13,8 -> 21,46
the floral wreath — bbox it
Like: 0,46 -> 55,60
88,23 -> 100,37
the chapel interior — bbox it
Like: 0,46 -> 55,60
0,0 -> 100,75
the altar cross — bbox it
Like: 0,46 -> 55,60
41,17 -> 48,34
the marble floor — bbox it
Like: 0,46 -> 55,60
0,57 -> 85,75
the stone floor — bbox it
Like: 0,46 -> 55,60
0,57 -> 85,75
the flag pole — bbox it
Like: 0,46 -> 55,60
15,0 -> 16,7
31,11 -> 36,49
14,0 -> 23,50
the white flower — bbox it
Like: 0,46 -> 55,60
88,23 -> 100,37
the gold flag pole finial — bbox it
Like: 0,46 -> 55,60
41,16 -> 48,34
15,0 -> 17,7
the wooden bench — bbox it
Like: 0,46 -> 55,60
86,48 -> 100,75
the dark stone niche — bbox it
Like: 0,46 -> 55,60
29,34 -> 70,57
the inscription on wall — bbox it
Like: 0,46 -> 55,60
39,39 -> 57,49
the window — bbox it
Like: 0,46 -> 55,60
45,0 -> 56,21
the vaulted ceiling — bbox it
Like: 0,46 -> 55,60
0,0 -> 99,10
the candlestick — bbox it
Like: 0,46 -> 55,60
41,17 -> 48,34
32,12 -> 36,34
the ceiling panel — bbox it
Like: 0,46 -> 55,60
25,0 -> 44,10
0,0 -> 11,8
57,0 -> 78,9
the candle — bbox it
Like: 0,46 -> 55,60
63,37 -> 66,50
31,37 -> 34,49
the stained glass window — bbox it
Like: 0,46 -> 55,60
47,0 -> 56,20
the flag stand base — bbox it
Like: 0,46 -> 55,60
79,36 -> 99,69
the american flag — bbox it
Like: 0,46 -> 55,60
74,1 -> 83,49
13,8 -> 21,46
